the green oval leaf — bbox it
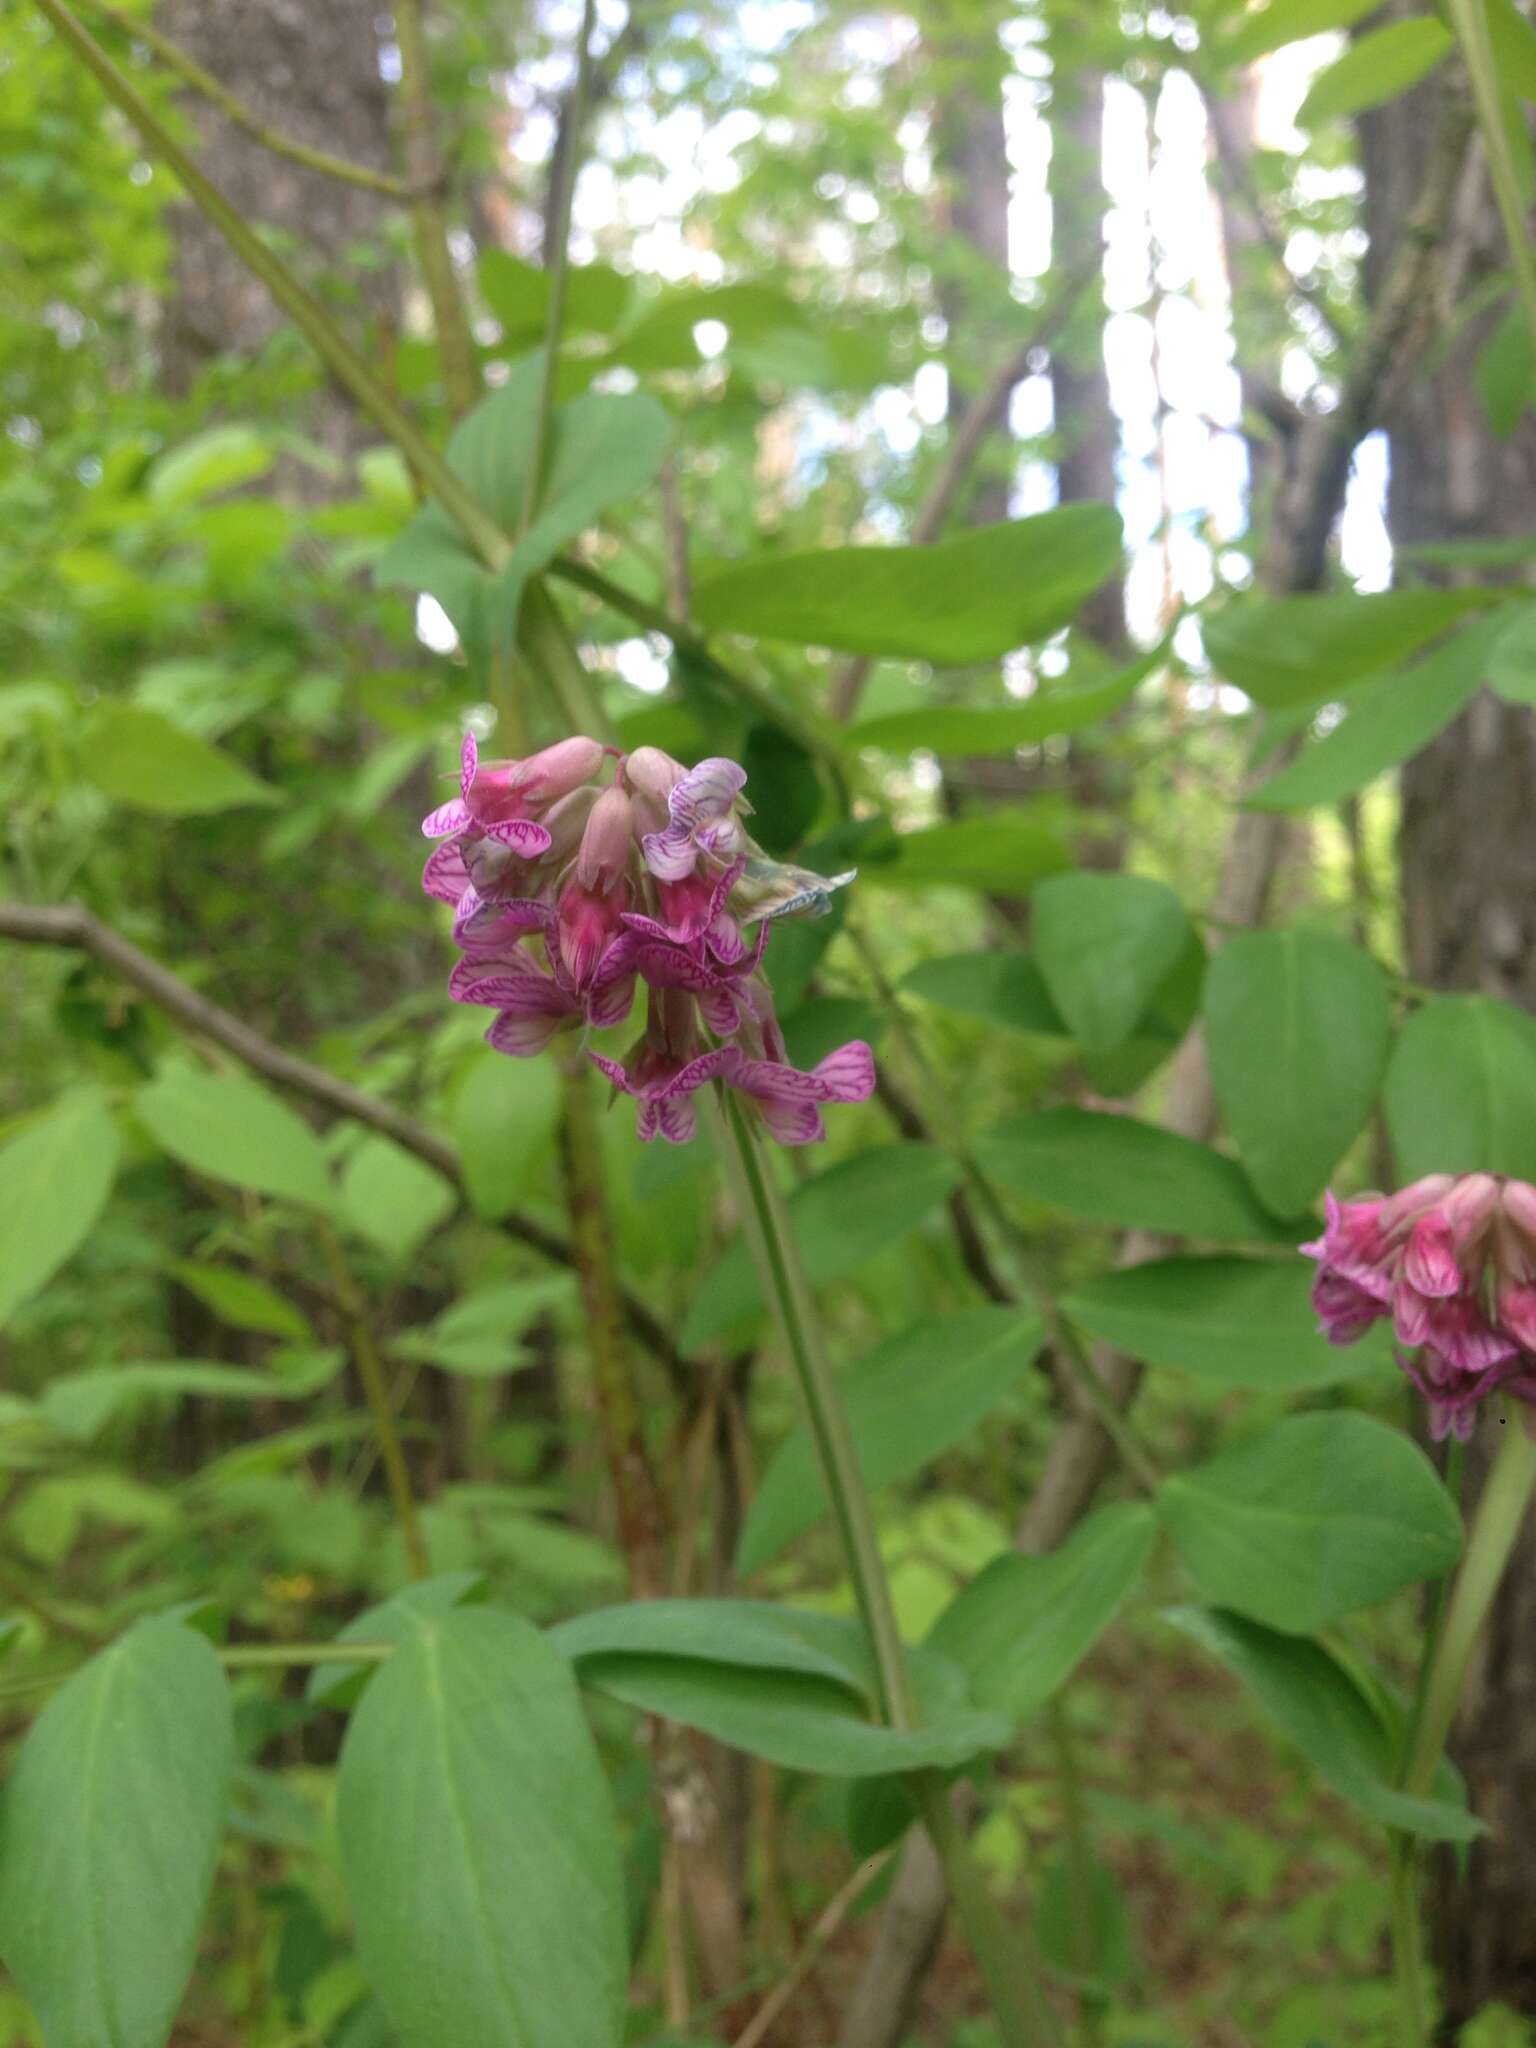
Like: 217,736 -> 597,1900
1032,873 -> 1193,1055
927,1502 -> 1155,1726
340,1136 -> 456,1262
1158,1413 -> 1462,1631
1297,16 -> 1453,128
1384,995 -> 1536,1181
864,813 -> 1073,894
682,1143 -> 961,1348
0,1087 -> 120,1325
0,1618 -> 234,2048
337,1607 -> 627,2048
1204,929 -> 1392,1215
692,506 -> 1124,663
84,704 -> 282,815
136,1068 -> 333,1211
738,1310 -> 1046,1573
1061,1256 -> 1395,1391
1203,588 -> 1493,709
849,649 -> 1151,756
979,1109 -> 1301,1244
900,952 -> 1066,1034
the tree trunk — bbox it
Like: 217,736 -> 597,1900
1361,54 -> 1536,2031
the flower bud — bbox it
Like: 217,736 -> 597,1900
624,746 -> 687,806
576,786 -> 635,895
512,735 -> 606,806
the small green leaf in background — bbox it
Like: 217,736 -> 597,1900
1219,0 -> 1380,66
978,1108 -> 1300,1244
40,1362 -> 286,1441
1165,1607 -> 1481,1842
1247,617 -> 1501,811
1476,301 -> 1536,441
173,1261 -> 314,1341
0,1086 -> 120,1325
682,1143 -> 961,1347
1158,1413 -> 1461,1631
147,422 -> 273,507
136,1068 -> 333,1211
1062,1256 -> 1394,1391
1203,929 -> 1391,1215
449,1054 -> 562,1221
864,813 -> 1072,894
83,703 -> 282,814
307,1570 -> 488,1710
0,1617 -> 234,2048
393,1278 -> 574,1378
849,645 -> 1151,756
738,1309 -> 1045,1572
1035,1841 -> 1135,1997
551,1599 -> 887,1697
900,951 -> 1066,1034
1296,16 -> 1453,127
926,1502 -> 1154,1727
337,1608 -> 627,2048
1487,601 -> 1536,702
692,504 -> 1124,663
1202,587 -> 1492,708
1385,994 -> 1536,1181
1032,873 -> 1192,1054
341,1136 -> 456,1261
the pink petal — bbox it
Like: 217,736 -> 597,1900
422,842 -> 471,904
811,1041 -> 876,1104
460,729 -> 479,797
422,798 -> 472,839
637,1098 -> 663,1141
669,757 -> 746,828
587,972 -> 637,1033
697,986 -> 742,1036
486,1009 -> 570,1056
761,1098 -> 826,1145
642,824 -> 697,883
484,818 -> 553,856
588,1050 -> 635,1096
1403,1213 -> 1461,1298
658,1046 -> 741,1099
656,1094 -> 698,1143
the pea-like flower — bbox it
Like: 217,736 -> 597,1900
1303,1173 -> 1536,1439
418,730 -> 872,1146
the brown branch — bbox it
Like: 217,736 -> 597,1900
731,1854 -> 893,2048
0,901 -> 690,1385
393,0 -> 481,415
827,258 -> 1100,724
87,0 -> 413,198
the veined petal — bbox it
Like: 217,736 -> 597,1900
588,1049 -> 636,1096
760,1098 -> 826,1146
658,1045 -> 741,1098
636,1098 -> 664,1141
484,817 -> 553,856
422,798 -> 472,839
642,823 -> 697,882
587,970 -> 637,1033
668,757 -> 746,828
1403,1213 -> 1461,1298
656,1094 -> 699,1144
460,729 -> 479,797
486,1007 -> 572,1056
422,841 -> 471,904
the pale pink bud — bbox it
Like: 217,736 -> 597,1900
513,735 -> 605,806
576,786 -> 635,894
1501,1178 -> 1536,1241
624,746 -> 687,806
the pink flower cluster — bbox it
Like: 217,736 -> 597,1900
422,732 -> 875,1145
1304,1174 -> 1536,1439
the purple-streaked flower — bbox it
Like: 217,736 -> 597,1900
1304,1172 -> 1536,1439
589,988 -> 742,1143
421,731 -> 603,844
641,757 -> 750,881
729,1040 -> 877,1146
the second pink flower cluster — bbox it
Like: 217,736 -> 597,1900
422,731 -> 875,1145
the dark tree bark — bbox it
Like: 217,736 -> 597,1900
1361,52 -> 1536,2032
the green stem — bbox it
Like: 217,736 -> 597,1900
392,0 -> 481,417
1446,0 -> 1536,350
219,1640 -> 394,1669
524,0 -> 599,533
31,0 -> 510,575
914,1777 -> 1063,2048
1389,1414 -> 1536,2045
714,1089 -> 913,1728
87,0 -> 412,195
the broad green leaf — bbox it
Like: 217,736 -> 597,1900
863,813 -> 1072,893
376,361 -> 670,651
1248,618 -> 1500,811
738,1310 -> 1046,1572
1219,0 -> 1381,66
778,996 -> 886,1071
1061,1256 -> 1394,1390
1489,0 -> 1536,101
1035,1843 -> 1135,1996
1487,602 -> 1536,704
927,1503 -> 1155,1726
1158,1413 -> 1461,1630
147,422 -> 273,507
172,1261 -> 314,1341
136,1069 -> 333,1211
83,704 -> 281,814
900,952 -> 1066,1034
0,1618 -> 234,2048
0,1087 -> 120,1324
1296,17 -> 1453,127
1476,302 -> 1536,441
479,251 -> 630,343
341,1137 -> 456,1261
607,280 -> 812,371
307,1571 -> 488,1710
449,1054 -> 563,1221
1203,588 -> 1493,709
692,506 -> 1124,663
1385,995 -> 1536,1181
572,1652 -> 1008,1777
394,1278 -> 574,1378
0,1618 -> 21,1657
40,1362 -> 285,1441
337,1608 -> 627,2048
978,1109 -> 1300,1243
1032,873 -> 1192,1055
1204,930 -> 1392,1214
1165,1607 -> 1482,1842
551,1600 -> 887,1699
849,652 -> 1150,757
681,1144 -> 961,1347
